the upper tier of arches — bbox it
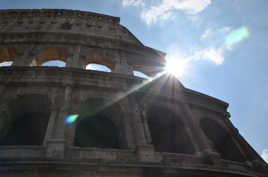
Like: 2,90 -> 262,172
0,46 -> 153,78
0,9 -> 166,76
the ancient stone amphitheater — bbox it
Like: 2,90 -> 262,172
0,9 -> 267,177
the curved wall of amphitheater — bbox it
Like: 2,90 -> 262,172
0,9 -> 267,177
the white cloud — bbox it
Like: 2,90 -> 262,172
219,26 -> 232,33
141,0 -> 212,25
195,26 -> 235,64
165,45 -> 225,74
164,25 -> 237,70
122,0 -> 145,7
201,26 -> 232,40
200,28 -> 211,40
261,149 -> 268,163
195,46 -> 224,65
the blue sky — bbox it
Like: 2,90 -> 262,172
1,0 -> 267,161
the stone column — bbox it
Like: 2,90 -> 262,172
45,108 -> 68,159
0,85 -> 5,96
128,97 -> 147,146
63,86 -> 77,146
0,104 -> 11,140
12,46 -> 38,66
43,107 -> 58,145
140,103 -> 152,145
125,97 -> 159,162
180,103 -> 221,160
45,87 -> 72,159
223,117 -> 264,164
44,107 -> 66,159
66,46 -> 86,69
113,51 -> 133,75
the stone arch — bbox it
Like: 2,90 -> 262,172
133,70 -> 149,79
37,48 -> 69,66
0,94 -> 51,145
147,105 -> 195,154
0,61 -> 13,67
0,48 -> 16,63
200,118 -> 246,162
84,49 -> 116,71
86,63 -> 112,72
42,60 -> 66,67
73,97 -> 127,149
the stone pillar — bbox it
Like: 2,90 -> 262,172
63,86 -> 77,146
45,106 -> 68,159
66,46 -> 86,69
113,51 -> 132,75
12,46 -> 38,66
45,86 -> 72,159
44,107 -> 66,159
223,117 -> 263,163
180,103 -> 221,160
117,98 -> 136,149
140,103 -> 152,145
0,104 -> 11,140
43,107 -> 58,145
128,97 -> 147,146
123,97 -> 159,162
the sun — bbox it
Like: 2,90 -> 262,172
165,59 -> 188,78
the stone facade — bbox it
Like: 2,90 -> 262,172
0,9 -> 267,177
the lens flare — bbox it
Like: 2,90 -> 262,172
65,114 -> 79,124
225,26 -> 249,46
165,59 -> 188,77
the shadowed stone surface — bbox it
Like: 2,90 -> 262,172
0,9 -> 267,177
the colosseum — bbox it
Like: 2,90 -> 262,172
0,9 -> 267,177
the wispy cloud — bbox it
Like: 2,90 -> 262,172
194,26 -> 240,65
142,0 -> 212,25
261,149 -> 268,163
200,26 -> 232,40
166,45 -> 224,67
166,26 -> 229,67
121,0 -> 212,25
122,0 -> 145,7
164,45 -> 225,79
200,28 -> 211,40
165,26 -> 250,75
201,27 -> 232,40
192,46 -> 225,65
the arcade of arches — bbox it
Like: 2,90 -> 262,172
0,94 -> 250,163
0,47 -> 150,77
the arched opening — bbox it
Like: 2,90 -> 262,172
0,48 -> 16,63
74,98 -> 125,149
200,118 -> 246,162
74,114 -> 119,148
86,63 -> 111,72
147,106 -> 195,154
133,70 -> 149,79
85,49 -> 115,71
37,48 -> 68,66
0,61 -> 13,67
0,94 -> 51,145
41,60 -> 66,67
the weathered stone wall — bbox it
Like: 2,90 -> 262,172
0,67 -> 267,177
0,9 -> 165,76
0,9 -> 267,177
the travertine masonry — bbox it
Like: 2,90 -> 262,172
0,9 -> 267,177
